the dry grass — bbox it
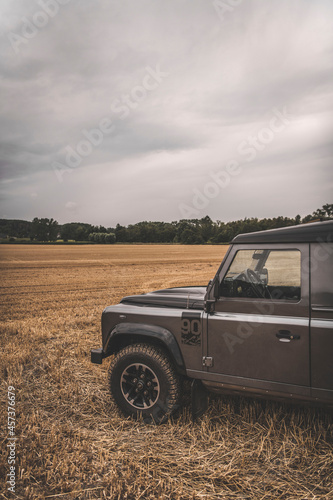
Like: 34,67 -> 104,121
0,244 -> 332,499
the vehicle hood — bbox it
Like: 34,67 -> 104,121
120,286 -> 206,310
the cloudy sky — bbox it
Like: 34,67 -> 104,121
0,0 -> 332,226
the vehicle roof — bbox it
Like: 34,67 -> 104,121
232,220 -> 333,244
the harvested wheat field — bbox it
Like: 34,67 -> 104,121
1,244 -> 332,499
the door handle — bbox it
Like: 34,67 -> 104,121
276,330 -> 300,342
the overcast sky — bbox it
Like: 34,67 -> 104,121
0,0 -> 332,226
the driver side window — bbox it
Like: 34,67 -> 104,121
220,249 -> 301,300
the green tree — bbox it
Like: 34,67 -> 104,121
105,233 -> 116,243
312,204 -> 333,219
60,224 -> 72,242
31,218 -> 58,241
88,232 -> 116,243
115,224 -> 128,242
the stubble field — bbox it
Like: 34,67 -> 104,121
0,244 -> 332,499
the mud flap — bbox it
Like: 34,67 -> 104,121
191,379 -> 208,421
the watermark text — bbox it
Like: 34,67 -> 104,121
7,386 -> 17,494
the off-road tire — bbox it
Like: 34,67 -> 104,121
108,343 -> 181,424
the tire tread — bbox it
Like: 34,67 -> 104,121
108,343 -> 180,423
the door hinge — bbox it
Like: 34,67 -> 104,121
202,356 -> 214,367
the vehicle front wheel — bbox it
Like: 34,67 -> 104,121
108,344 -> 181,424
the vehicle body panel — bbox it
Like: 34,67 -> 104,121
101,302 -> 204,372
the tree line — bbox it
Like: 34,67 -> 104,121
0,203 -> 332,244
0,219 -> 116,243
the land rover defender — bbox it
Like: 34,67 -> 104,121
91,221 -> 333,423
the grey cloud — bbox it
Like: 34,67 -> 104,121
0,0 -> 332,225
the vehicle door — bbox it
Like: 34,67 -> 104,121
205,243 -> 310,396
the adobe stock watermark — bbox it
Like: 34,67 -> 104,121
7,0 -> 72,55
7,386 -> 17,495
302,232 -> 333,275
52,64 -> 169,183
223,283 -> 297,355
179,106 -> 293,218
223,301 -> 279,355
212,0 -> 244,23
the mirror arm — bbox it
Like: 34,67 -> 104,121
205,299 -> 215,313
204,278 -> 219,313
213,279 -> 220,299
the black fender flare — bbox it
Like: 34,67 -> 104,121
104,322 -> 186,375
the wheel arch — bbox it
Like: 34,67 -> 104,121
104,322 -> 186,375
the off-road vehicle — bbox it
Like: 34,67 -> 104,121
91,221 -> 333,423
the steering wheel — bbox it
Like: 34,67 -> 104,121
243,268 -> 265,298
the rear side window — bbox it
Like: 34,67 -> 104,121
220,249 -> 301,300
310,243 -> 333,307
